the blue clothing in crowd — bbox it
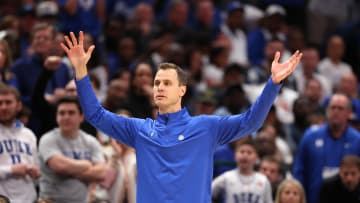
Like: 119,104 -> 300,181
293,124 -> 360,203
76,76 -> 281,203
10,54 -> 70,107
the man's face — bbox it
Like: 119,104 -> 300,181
340,165 -> 360,191
153,69 -> 185,111
31,28 -> 53,56
56,103 -> 83,134
327,95 -> 351,127
259,160 -> 280,185
0,93 -> 21,126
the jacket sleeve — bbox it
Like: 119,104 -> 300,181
216,78 -> 282,145
75,76 -> 144,147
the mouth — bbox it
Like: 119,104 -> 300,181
155,95 -> 166,100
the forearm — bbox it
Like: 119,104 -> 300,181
76,163 -> 107,182
49,156 -> 91,176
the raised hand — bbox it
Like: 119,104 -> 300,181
271,50 -> 302,84
60,31 -> 95,79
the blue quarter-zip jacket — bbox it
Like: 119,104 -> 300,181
76,76 -> 281,203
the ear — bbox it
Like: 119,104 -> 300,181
16,101 -> 22,112
179,85 -> 186,97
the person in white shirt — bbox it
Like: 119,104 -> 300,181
0,84 -> 40,203
212,137 -> 273,203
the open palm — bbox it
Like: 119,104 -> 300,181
60,31 -> 94,75
271,50 -> 302,84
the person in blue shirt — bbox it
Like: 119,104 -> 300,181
293,93 -> 360,203
60,31 -> 302,203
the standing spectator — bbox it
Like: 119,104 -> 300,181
319,155 -> 360,203
10,22 -> 70,108
212,138 -> 273,203
274,179 -> 306,203
38,97 -> 106,203
0,84 -> 39,203
247,4 -> 288,66
293,46 -> 331,97
123,63 -> 154,118
259,156 -> 283,200
0,39 -> 18,88
317,35 -> 353,89
220,1 -> 249,67
57,0 -> 106,40
293,93 -> 360,203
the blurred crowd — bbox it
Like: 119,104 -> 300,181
0,0 -> 360,203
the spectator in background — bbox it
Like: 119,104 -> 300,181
123,62 -> 154,118
38,96 -> 106,203
293,46 -> 331,97
191,0 -> 220,39
317,35 -> 353,89
102,78 -> 129,113
220,1 -> 249,67
293,93 -> 360,203
319,155 -> 360,203
10,22 -> 70,108
56,0 -> 106,40
0,84 -> 40,203
247,4 -> 288,66
307,0 -> 350,48
259,156 -> 283,200
274,179 -> 306,203
0,39 -> 18,88
214,84 -> 249,116
35,1 -> 59,26
212,138 -> 273,203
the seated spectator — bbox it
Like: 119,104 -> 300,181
319,155 -> 360,203
38,97 -> 107,203
259,156 -> 283,200
275,179 -> 306,203
212,137 -> 273,203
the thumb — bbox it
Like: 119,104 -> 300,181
272,51 -> 281,65
86,45 -> 95,57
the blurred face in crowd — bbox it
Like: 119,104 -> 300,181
304,79 -> 323,102
31,27 -> 53,56
327,94 -> 351,129
259,160 -> 281,186
133,63 -> 153,91
196,0 -> 213,26
301,48 -> 320,75
153,68 -> 186,113
265,40 -> 284,63
134,3 -> 154,24
0,93 -> 21,126
327,35 -> 345,61
235,144 -> 258,173
168,2 -> 188,28
56,102 -> 83,136
337,73 -> 358,98
339,164 -> 360,191
279,182 -> 302,203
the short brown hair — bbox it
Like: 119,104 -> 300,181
0,82 -> 21,101
157,63 -> 188,86
30,22 -> 55,41
341,155 -> 360,170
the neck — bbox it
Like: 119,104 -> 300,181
329,123 -> 346,138
0,120 -> 15,127
158,104 -> 181,114
239,166 -> 253,175
61,129 -> 79,139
